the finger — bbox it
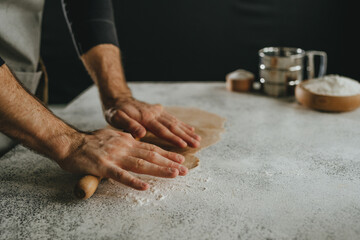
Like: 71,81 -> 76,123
159,118 -> 200,148
179,124 -> 201,141
162,113 -> 200,141
112,111 -> 146,138
120,103 -> 142,121
146,120 -> 188,148
130,148 -> 188,176
121,156 -> 180,178
179,121 -> 195,132
165,115 -> 200,141
135,141 -> 185,164
106,165 -> 149,190
162,113 -> 195,132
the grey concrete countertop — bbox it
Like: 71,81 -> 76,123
1,82 -> 360,240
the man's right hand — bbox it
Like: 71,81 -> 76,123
58,129 -> 188,190
0,64 -> 188,191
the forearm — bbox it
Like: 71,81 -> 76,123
61,0 -> 200,147
62,0 -> 128,108
0,64 -> 83,161
0,63 -> 187,188
81,44 -> 132,108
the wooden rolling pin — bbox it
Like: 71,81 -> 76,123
74,137 -> 140,200
74,175 -> 102,200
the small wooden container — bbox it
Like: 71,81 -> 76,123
226,69 -> 254,92
295,80 -> 360,112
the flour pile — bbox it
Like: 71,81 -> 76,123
303,75 -> 360,96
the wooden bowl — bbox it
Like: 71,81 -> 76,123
295,80 -> 360,112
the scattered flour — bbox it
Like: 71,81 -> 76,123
303,75 -> 360,96
101,168 -> 211,206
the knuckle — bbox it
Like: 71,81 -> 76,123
147,144 -> 156,151
168,161 -> 178,168
111,169 -> 124,181
97,156 -> 109,165
172,152 -> 181,159
115,171 -> 124,180
142,112 -> 154,123
168,122 -> 178,132
147,151 -> 157,160
129,178 -> 139,187
142,111 -> 151,119
123,132 -> 133,139
147,143 -> 159,152
135,159 -> 145,169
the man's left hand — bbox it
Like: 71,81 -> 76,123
104,96 -> 201,148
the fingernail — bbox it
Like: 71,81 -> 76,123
191,138 -> 200,144
179,166 -> 188,174
177,154 -> 185,163
180,140 -> 187,147
169,168 -> 180,176
141,182 -> 149,190
190,139 -> 200,148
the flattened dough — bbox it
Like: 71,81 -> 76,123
140,106 -> 226,169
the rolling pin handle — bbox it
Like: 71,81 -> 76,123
74,175 -> 102,200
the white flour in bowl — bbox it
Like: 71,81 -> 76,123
303,75 -> 360,96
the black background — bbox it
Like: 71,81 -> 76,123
41,0 -> 356,104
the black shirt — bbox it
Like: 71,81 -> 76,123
61,0 -> 119,55
0,0 -> 118,66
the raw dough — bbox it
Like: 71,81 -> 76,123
140,106 -> 226,169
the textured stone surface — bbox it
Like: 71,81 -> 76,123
1,82 -> 360,240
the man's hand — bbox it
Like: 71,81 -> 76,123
104,97 -> 201,148
59,129 -> 188,190
80,44 -> 201,149
0,64 -> 188,191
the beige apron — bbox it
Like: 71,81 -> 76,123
0,0 -> 46,155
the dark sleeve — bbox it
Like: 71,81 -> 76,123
0,56 -> 4,66
61,0 -> 119,55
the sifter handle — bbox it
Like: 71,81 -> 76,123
306,51 -> 327,79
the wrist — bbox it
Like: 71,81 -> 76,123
45,126 -> 86,162
100,90 -> 133,110
81,44 -> 132,106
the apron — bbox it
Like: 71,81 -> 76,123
0,0 -> 46,155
